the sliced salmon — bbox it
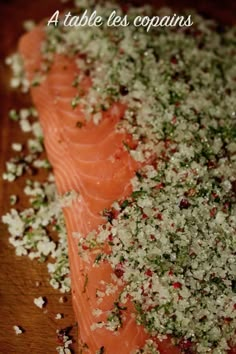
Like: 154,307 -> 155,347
19,25 -> 183,353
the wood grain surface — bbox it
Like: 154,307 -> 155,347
0,1 -> 235,354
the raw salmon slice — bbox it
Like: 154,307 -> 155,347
19,25 -> 182,353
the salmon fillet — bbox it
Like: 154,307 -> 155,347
19,25 -> 182,353
18,8 -> 236,352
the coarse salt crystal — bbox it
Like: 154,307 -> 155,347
34,296 -> 45,309
13,325 -> 23,335
55,313 -> 63,320
59,296 -> 67,303
20,119 -> 31,132
12,143 -> 22,152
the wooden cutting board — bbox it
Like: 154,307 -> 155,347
0,1 -> 235,353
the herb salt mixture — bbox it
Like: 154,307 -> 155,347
3,0 -> 236,353
2,107 -> 71,293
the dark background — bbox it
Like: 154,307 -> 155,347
0,1 -> 235,353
